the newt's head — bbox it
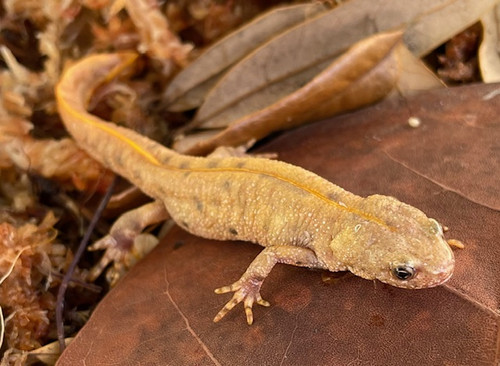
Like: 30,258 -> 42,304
330,195 -> 455,289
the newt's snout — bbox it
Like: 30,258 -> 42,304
424,254 -> 455,288
395,236 -> 455,289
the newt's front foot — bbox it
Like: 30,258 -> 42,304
213,277 -> 270,325
212,246 -> 321,324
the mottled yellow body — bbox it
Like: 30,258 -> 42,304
56,53 -> 456,324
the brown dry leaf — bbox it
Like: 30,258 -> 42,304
164,3 -> 329,111
56,82 -> 500,366
403,0 -> 499,57
187,55 -> 334,131
174,31 -> 441,155
193,0 -> 495,121
168,0 -> 497,155
479,5 -> 500,82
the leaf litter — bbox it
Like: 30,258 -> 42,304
0,0 -> 498,364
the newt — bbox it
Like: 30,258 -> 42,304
56,52 -> 457,325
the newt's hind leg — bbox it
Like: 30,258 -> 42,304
88,200 -> 168,284
214,246 -> 324,325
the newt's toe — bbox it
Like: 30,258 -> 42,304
213,278 -> 269,324
214,284 -> 235,294
244,306 -> 254,325
447,239 -> 465,249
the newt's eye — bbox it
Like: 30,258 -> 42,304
392,265 -> 415,281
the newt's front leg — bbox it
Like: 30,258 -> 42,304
214,245 -> 325,325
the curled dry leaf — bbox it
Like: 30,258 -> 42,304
169,0 -> 497,154
193,32 -> 441,132
164,3 -> 329,111
174,31 -> 441,155
403,0 -> 498,57
479,5 -> 500,82
185,0 -> 496,120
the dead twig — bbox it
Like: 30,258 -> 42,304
56,176 -> 117,352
